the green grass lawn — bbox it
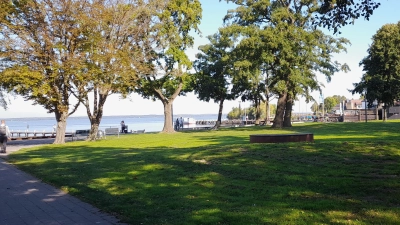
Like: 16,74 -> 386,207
8,121 -> 400,224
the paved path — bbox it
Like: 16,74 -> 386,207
0,139 -> 126,225
0,138 -> 55,158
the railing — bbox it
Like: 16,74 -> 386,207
9,131 -> 74,140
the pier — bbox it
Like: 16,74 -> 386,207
195,119 -> 270,126
9,131 -> 74,140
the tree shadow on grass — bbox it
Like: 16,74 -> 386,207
7,137 -> 400,224
203,121 -> 400,143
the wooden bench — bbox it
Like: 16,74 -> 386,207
249,133 -> 314,143
105,128 -> 120,138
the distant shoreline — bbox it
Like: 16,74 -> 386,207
4,113 -> 224,120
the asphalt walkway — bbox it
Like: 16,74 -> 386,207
0,139 -> 126,225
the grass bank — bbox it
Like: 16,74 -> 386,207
8,121 -> 400,224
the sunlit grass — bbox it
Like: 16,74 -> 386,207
7,120 -> 400,224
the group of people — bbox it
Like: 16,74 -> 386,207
174,117 -> 184,131
0,120 -> 11,153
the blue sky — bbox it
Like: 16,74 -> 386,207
2,0 -> 399,118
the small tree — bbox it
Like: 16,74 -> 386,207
352,22 -> 400,121
311,102 -> 320,114
227,107 -> 241,120
193,29 -> 239,129
228,102 -> 276,122
324,96 -> 339,113
332,95 -> 347,103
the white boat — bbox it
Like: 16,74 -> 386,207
183,117 -> 196,125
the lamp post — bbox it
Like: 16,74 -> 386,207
171,102 -> 174,127
238,101 -> 241,122
243,101 -> 246,125
364,89 -> 367,123
320,93 -> 324,121
322,96 -> 324,118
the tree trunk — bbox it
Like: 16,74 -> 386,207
54,110 -> 68,144
265,75 -> 271,125
272,91 -> 287,128
213,99 -> 224,130
266,98 -> 270,125
88,122 -> 100,140
383,105 -> 387,122
84,89 -> 108,141
162,101 -> 175,133
283,95 -> 293,127
255,98 -> 260,125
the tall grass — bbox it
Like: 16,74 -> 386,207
8,120 -> 400,224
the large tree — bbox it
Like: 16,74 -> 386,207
134,0 -> 202,133
222,0 -> 349,128
0,0 -> 89,143
72,0 -> 159,140
352,22 -> 400,121
0,0 -> 167,142
193,29 -> 239,129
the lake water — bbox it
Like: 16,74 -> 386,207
4,114 -> 224,133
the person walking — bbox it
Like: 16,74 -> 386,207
120,120 -> 126,133
175,118 -> 181,131
179,117 -> 184,129
0,120 -> 11,153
